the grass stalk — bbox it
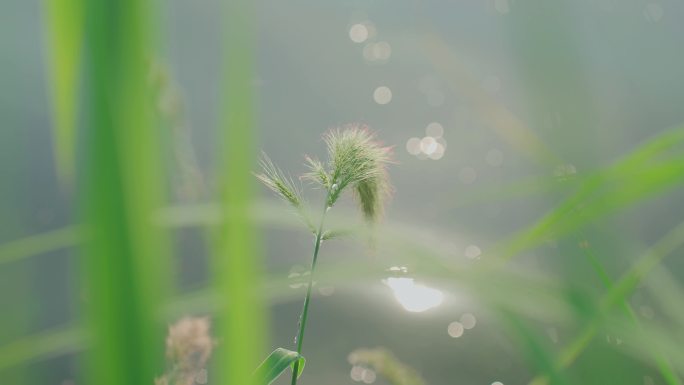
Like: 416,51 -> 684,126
290,194 -> 331,385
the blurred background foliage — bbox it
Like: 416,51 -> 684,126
1,0 -> 684,385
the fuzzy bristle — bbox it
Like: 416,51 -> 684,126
323,125 -> 393,222
255,153 -> 303,209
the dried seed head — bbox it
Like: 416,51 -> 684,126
166,317 -> 214,375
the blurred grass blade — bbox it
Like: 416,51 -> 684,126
528,219 -> 684,385
0,325 -> 86,372
497,124 -> 684,261
576,232 -> 681,385
502,312 -> 570,385
82,1 -> 169,385
0,226 -> 82,266
253,348 -> 305,385
42,0 -> 83,183
213,0 -> 265,384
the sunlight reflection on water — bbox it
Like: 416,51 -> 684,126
383,277 -> 444,312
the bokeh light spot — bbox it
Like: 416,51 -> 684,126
373,86 -> 392,105
406,137 -> 421,155
448,321 -> 464,338
349,24 -> 369,43
465,245 -> 481,259
460,313 -> 477,329
425,122 -> 444,138
459,167 -> 478,184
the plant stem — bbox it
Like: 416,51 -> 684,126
291,197 -> 330,385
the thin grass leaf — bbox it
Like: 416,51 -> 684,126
527,219 -> 684,385
0,226 -> 82,266
253,348 -> 305,385
496,125 -> 684,261
575,231 -> 681,385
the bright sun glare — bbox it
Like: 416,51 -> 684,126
383,277 -> 444,312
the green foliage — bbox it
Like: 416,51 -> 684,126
212,1 -> 265,385
6,7 -> 684,384
252,348 -> 305,385
80,1 -> 170,385
255,125 -> 392,385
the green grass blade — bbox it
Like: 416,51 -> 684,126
0,226 -> 82,266
253,348 -> 305,385
82,1 -> 169,385
496,125 -> 684,261
213,0 -> 265,384
528,220 -> 684,385
0,325 -> 87,372
42,0 -> 83,183
501,311 -> 571,385
576,232 -> 681,385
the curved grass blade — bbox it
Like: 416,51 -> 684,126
253,348 -> 305,385
495,124 -> 684,262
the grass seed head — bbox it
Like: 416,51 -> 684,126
323,125 -> 393,222
255,153 -> 303,209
